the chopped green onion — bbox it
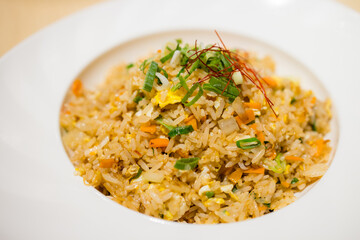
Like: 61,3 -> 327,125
210,77 -> 240,96
133,95 -> 144,104
155,116 -> 175,131
310,115 -> 317,131
232,185 -> 238,193
203,84 -> 236,101
174,157 -> 199,170
160,50 -> 175,63
298,138 -> 303,143
126,63 -> 134,69
170,67 -> 187,92
160,43 -> 181,63
184,86 -> 203,106
158,66 -> 168,78
185,59 -> 199,78
171,82 -> 182,92
236,137 -> 261,149
143,61 -> 158,92
219,53 -> 231,70
291,178 -> 299,184
269,153 -> 286,174
168,125 -> 194,138
176,66 -> 186,77
290,97 -> 296,104
181,83 -> 203,106
130,168 -> 142,180
263,203 -> 271,208
203,77 -> 240,101
139,58 -> 152,73
179,75 -> 189,91
133,90 -> 144,104
205,191 -> 215,198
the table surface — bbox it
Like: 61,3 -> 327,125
0,0 -> 359,56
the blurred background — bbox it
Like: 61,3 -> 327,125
0,0 -> 359,56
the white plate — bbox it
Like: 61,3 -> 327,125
0,0 -> 359,239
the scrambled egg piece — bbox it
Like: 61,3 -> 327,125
153,90 -> 182,108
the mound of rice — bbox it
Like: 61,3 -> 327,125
60,40 -> 332,224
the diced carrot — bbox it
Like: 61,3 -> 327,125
149,138 -> 169,148
258,205 -> 268,211
314,139 -> 324,157
184,115 -> 195,123
243,109 -> 255,124
311,96 -> 317,105
100,158 -> 115,168
244,102 -> 262,110
250,123 -> 257,131
72,79 -> 83,97
256,131 -> 265,143
140,125 -> 157,134
235,116 -> 243,127
281,180 -> 290,188
243,167 -> 265,174
285,156 -> 304,162
262,76 -> 277,88
200,116 -> 207,122
188,118 -> 197,131
228,168 -> 243,184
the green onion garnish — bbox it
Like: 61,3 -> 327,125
185,86 -> 203,107
291,178 -> 299,184
171,83 -> 182,92
236,137 -> 261,149
310,116 -> 317,132
133,90 -> 144,104
160,50 -> 175,63
269,153 -> 286,174
157,66 -> 168,78
155,116 -> 175,131
210,77 -> 240,96
168,125 -> 194,138
174,157 -> 199,170
179,75 -> 189,91
205,191 -> 215,198
181,83 -> 203,106
126,63 -> 134,69
130,168 -> 142,180
203,77 -> 240,101
185,59 -> 199,78
290,97 -> 296,104
160,43 -> 181,63
133,95 -> 144,104
263,203 -> 271,208
143,61 -> 158,92
139,58 -> 152,73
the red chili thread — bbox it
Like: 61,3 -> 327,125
183,31 -> 277,117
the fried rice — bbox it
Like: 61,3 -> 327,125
60,39 -> 332,224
